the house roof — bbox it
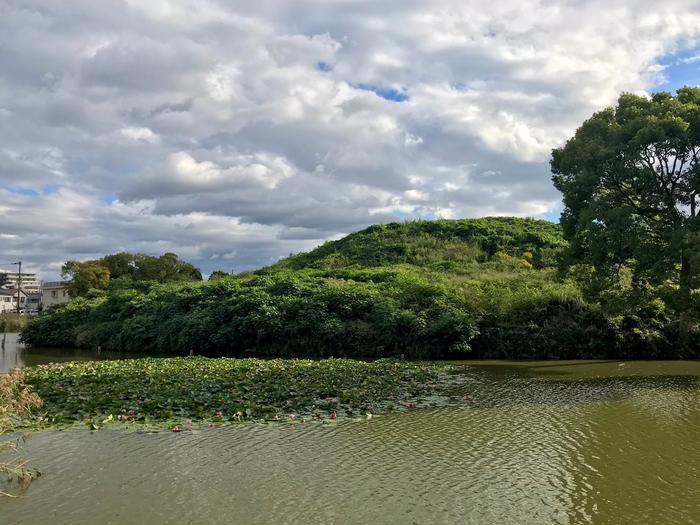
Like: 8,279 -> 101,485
0,288 -> 27,296
41,281 -> 71,288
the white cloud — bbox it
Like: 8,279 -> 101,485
2,0 -> 700,277
120,126 -> 160,143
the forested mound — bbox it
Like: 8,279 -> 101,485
273,217 -> 564,271
21,218 -> 695,359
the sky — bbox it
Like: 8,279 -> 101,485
2,0 -> 700,279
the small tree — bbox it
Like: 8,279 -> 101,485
551,87 -> 700,347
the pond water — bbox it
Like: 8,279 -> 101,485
1,337 -> 699,524
0,333 -> 151,373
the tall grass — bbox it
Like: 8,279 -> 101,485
1,370 -> 43,497
0,313 -> 29,333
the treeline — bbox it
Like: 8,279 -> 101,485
22,217 -> 696,358
62,252 -> 202,296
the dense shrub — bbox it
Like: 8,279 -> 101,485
22,268 -> 478,359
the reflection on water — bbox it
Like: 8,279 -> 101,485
2,359 -> 699,524
0,333 -> 147,373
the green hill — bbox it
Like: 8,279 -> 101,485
22,217 -> 686,359
274,217 -> 565,271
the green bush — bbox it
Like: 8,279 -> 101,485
22,268 -> 478,359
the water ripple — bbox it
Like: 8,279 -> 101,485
2,362 -> 699,524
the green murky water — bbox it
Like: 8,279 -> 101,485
0,333 -> 143,373
1,336 -> 699,524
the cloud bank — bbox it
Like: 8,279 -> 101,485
2,0 -> 700,277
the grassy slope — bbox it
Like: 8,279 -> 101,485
272,217 -> 565,271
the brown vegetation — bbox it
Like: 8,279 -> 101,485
0,370 -> 43,497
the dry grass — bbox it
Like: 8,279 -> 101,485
0,369 -> 43,497
0,313 -> 29,332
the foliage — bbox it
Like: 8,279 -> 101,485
274,217 -> 565,270
20,357 -> 442,428
208,270 -> 229,281
130,252 -> 203,283
552,88 -> 700,346
63,252 -> 202,297
23,267 -> 478,358
62,261 -> 111,297
22,217 -> 698,358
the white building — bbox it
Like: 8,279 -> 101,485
0,288 -> 28,314
0,271 -> 40,293
41,281 -> 71,309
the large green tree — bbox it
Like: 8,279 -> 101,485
132,253 -> 202,282
551,87 -> 700,344
100,252 -> 136,279
99,252 -> 202,283
62,261 -> 111,297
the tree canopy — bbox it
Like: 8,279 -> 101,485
62,252 -> 202,296
62,261 -> 111,297
551,87 -> 700,344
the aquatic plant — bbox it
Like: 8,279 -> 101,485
19,357 -> 445,430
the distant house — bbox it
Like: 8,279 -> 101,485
41,281 -> 71,309
0,288 -> 28,314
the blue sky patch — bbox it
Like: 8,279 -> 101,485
352,83 -> 409,102
656,47 -> 700,91
2,186 -> 40,197
2,185 -> 63,197
543,209 -> 562,223
317,62 -> 333,72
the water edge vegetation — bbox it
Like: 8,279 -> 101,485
6,357 -> 457,431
